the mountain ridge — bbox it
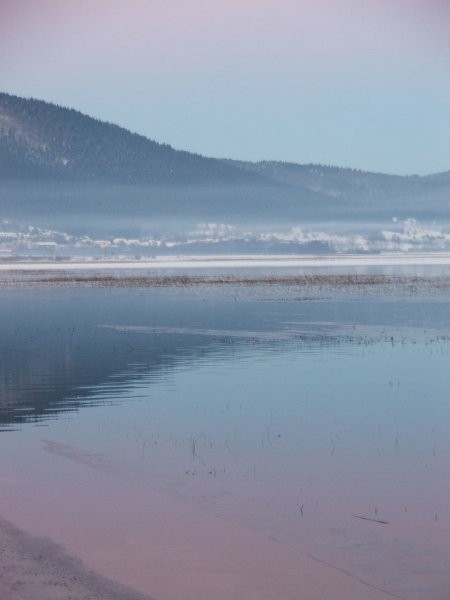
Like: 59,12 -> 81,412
0,91 -> 449,230
2,91 -> 448,184
0,92 -> 265,184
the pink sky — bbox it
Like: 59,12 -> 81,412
1,0 -> 449,174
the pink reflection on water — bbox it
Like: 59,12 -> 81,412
0,430 -> 449,600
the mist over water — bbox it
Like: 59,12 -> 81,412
2,216 -> 450,258
1,174 -> 450,258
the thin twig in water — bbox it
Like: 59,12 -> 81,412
352,514 -> 389,525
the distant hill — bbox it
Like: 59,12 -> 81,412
0,91 -> 449,230
226,160 -> 450,213
0,92 -> 261,184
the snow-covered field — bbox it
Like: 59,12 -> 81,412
2,252 -> 450,271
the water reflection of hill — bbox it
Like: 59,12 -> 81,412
0,288 -> 245,427
1,282 -> 450,429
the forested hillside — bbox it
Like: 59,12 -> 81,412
0,92 -> 259,184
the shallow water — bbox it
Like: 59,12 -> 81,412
0,277 -> 450,599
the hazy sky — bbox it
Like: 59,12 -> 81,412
1,0 -> 449,174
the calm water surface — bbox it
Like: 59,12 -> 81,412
0,275 -> 449,600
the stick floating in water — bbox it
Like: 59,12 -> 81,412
352,514 -> 390,525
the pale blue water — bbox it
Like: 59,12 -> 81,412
1,275 -> 450,599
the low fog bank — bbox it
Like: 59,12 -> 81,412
1,180 -> 449,222
2,216 -> 450,259
1,181 -> 449,258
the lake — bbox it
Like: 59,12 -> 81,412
0,265 -> 450,600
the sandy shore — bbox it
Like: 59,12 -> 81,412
0,516 -> 153,600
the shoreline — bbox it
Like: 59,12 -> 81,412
0,516 -> 153,600
1,253 -> 450,288
0,481 -> 403,600
1,272 -> 450,291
